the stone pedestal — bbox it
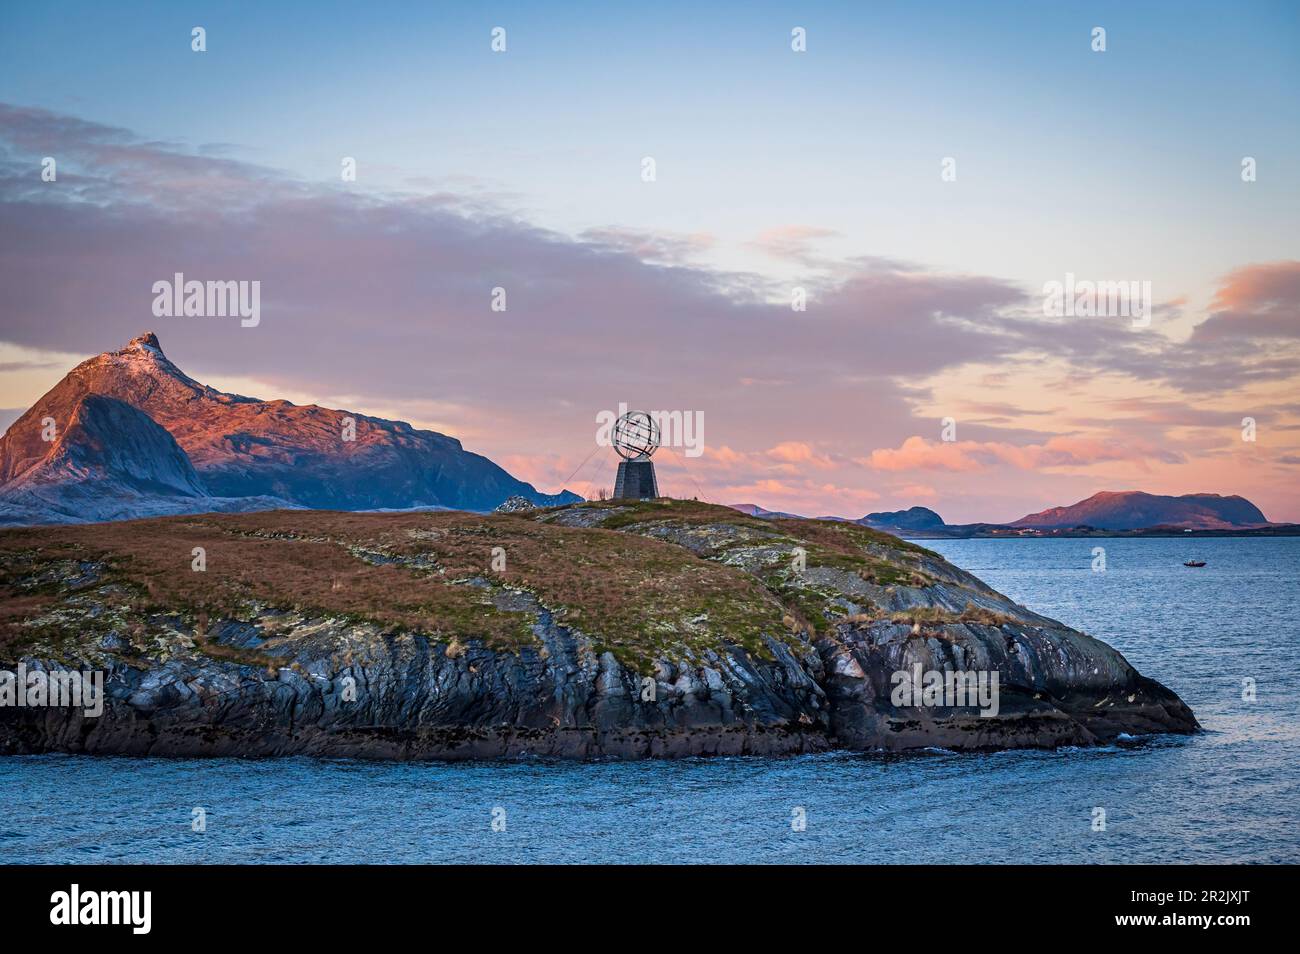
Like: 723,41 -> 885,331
613,459 -> 658,499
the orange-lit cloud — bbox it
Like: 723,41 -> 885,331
765,441 -> 836,469
864,435 -> 1183,473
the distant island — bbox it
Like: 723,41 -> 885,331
732,492 -> 1299,538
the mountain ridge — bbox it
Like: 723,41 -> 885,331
730,490 -> 1281,537
1011,490 -> 1269,530
0,332 -> 578,525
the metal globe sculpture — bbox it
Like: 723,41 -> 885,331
612,411 -> 660,461
611,410 -> 661,499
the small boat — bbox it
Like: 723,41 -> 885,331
1183,560 -> 1207,567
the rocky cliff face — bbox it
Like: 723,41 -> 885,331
11,392 -> 206,497
0,393 -> 291,525
0,333 -> 578,525
0,501 -> 1197,758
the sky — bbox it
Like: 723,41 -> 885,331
1,0 -> 1298,522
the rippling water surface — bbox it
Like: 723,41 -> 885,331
3,537 -> 1297,863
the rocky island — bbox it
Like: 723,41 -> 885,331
0,499 -> 1198,758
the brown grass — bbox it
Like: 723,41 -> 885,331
0,515 -> 533,650
0,508 -> 792,672
0,585 -> 57,656
0,504 -> 969,673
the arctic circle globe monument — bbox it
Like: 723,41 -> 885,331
611,410 -> 660,500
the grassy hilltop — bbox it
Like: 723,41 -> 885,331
2,500 -> 978,672
0,499 -> 1197,758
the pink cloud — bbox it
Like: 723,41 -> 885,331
865,436 -> 984,472
765,441 -> 836,469
746,225 -> 840,264
864,435 -> 1183,473
1210,261 -> 1300,316
1188,260 -> 1300,343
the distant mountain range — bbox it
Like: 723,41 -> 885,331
1011,491 -> 1268,531
731,491 -> 1291,537
0,337 -> 1284,534
0,333 -> 578,526
729,503 -> 806,520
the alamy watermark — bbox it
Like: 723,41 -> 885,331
1042,273 -> 1151,328
50,884 -> 150,934
151,273 -> 260,327
595,402 -> 704,457
0,664 -> 104,717
890,664 -> 1000,717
